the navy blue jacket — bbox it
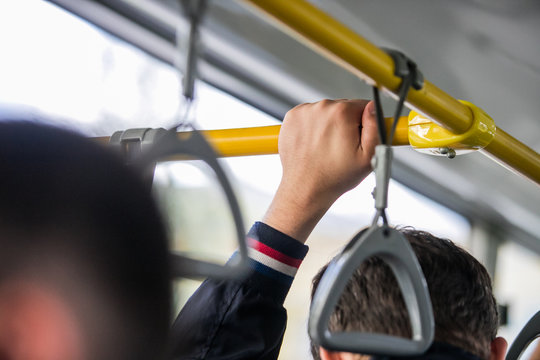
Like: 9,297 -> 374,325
169,222 -> 482,360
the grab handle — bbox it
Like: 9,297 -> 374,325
111,128 -> 249,280
309,226 -> 434,356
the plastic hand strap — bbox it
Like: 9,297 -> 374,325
506,311 -> 540,360
137,128 -> 249,280
309,226 -> 435,356
371,49 -> 419,225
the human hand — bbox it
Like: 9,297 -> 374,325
263,99 -> 379,243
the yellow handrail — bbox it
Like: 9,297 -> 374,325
204,116 -> 408,156
95,116 -> 409,158
239,0 -> 540,185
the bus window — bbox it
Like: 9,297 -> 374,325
0,0 -> 180,134
496,241 -> 540,344
1,4 -> 509,360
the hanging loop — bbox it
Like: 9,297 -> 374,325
139,127 -> 249,279
110,126 -> 250,280
370,48 -> 423,228
107,1 -> 249,280
309,47 -> 434,357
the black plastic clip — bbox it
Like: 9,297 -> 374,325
382,48 -> 424,90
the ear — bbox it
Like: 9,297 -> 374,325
490,337 -> 508,360
319,347 -> 367,360
320,347 -> 342,360
0,283 -> 84,360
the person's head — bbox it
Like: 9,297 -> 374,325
311,228 -> 507,360
0,121 -> 171,360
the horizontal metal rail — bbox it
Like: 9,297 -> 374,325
240,0 -> 540,186
94,117 -> 409,158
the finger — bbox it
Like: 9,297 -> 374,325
348,99 -> 370,109
342,99 -> 370,126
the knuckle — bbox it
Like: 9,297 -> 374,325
315,99 -> 333,109
284,103 -> 307,121
331,102 -> 351,119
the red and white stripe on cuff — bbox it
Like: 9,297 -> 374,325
247,237 -> 302,277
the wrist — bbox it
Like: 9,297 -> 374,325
262,181 -> 336,244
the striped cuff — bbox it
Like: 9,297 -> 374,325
228,222 -> 309,302
247,237 -> 302,284
238,222 -> 309,302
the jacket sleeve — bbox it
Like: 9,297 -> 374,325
169,221 -> 309,360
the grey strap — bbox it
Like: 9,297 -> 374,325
108,1 -> 248,280
308,48 -> 434,356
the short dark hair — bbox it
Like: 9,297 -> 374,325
310,228 -> 498,360
0,121 -> 171,360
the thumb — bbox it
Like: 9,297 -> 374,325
359,101 -> 380,160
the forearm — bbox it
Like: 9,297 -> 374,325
262,180 -> 335,244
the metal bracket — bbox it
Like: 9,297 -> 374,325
408,100 -> 497,157
309,226 -> 435,356
507,311 -> 540,360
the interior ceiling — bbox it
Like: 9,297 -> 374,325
51,0 -> 540,251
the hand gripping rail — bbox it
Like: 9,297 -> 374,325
506,311 -> 540,360
110,127 -> 249,280
239,0 -> 540,186
308,226 -> 435,356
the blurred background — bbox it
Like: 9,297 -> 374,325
1,1 -> 540,359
